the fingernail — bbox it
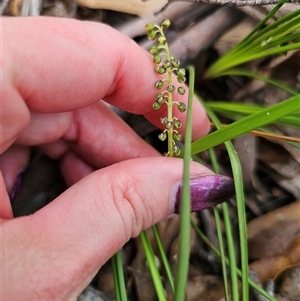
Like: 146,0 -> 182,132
170,175 -> 235,214
10,172 -> 24,201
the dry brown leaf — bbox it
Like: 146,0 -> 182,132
250,233 -> 300,284
248,201 -> 300,242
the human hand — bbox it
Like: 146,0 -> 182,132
0,17 -> 234,300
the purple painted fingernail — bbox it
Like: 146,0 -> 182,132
170,175 -> 235,214
10,172 -> 24,201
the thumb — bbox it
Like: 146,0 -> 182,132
2,157 -> 234,300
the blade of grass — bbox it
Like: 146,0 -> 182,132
209,123 -> 300,145
215,69 -> 298,96
140,230 -> 167,301
213,206 -> 230,301
206,102 -> 300,128
112,251 -> 127,301
205,0 -> 300,78
174,65 -> 194,301
212,4 -> 300,57
240,0 -> 289,44
263,31 -> 300,48
152,225 -> 175,293
229,22 -> 300,63
251,7 -> 300,42
244,17 -> 300,51
206,42 -> 300,77
209,149 -> 230,301
222,202 -> 241,300
112,256 -> 120,301
217,0 -> 290,59
200,96 -> 249,301
182,94 -> 300,155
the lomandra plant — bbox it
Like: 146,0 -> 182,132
112,2 -> 299,300
113,20 -> 193,301
145,20 -> 194,301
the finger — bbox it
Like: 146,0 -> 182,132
60,150 -> 95,186
9,102 -> 160,185
1,85 -> 30,152
0,173 -> 13,219
1,158 -> 234,300
0,145 -> 30,196
18,101 -> 160,168
3,17 -> 209,144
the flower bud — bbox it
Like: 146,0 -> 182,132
150,45 -> 158,55
147,31 -> 157,41
158,132 -> 167,141
145,23 -> 155,32
153,55 -> 161,64
155,80 -> 164,89
177,102 -> 186,112
173,132 -> 182,141
171,58 -> 180,68
154,66 -> 166,74
153,102 -> 161,110
177,76 -> 186,83
166,121 -> 173,129
177,87 -> 186,95
167,85 -> 175,93
156,93 -> 163,100
176,68 -> 186,77
174,119 -> 182,128
156,94 -> 165,104
173,145 -> 181,156
161,19 -> 171,28
158,36 -> 167,44
163,60 -> 171,69
160,117 -> 168,125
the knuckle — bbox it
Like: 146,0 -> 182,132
112,173 -> 154,239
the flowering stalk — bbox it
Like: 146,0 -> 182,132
145,19 -> 187,157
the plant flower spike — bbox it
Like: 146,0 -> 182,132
145,19 -> 187,157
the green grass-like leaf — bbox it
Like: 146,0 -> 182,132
209,149 -> 230,301
213,69 -> 298,96
205,0 -> 300,78
111,3 -> 299,299
152,225 -> 175,293
140,231 -> 167,301
206,101 -> 300,128
174,66 -> 194,301
184,94 -> 299,155
200,95 -> 249,301
112,251 -> 128,301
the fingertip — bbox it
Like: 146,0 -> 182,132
191,104 -> 211,140
0,145 -> 30,196
60,151 -> 95,186
0,173 -> 14,219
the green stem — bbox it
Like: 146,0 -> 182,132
157,25 -> 174,157
165,41 -> 174,157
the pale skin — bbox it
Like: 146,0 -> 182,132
1,17 -> 212,300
